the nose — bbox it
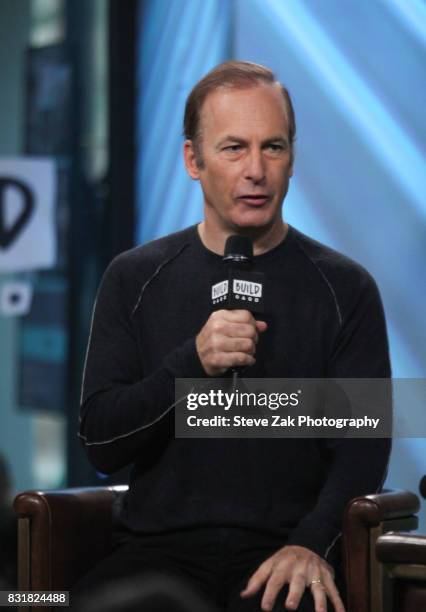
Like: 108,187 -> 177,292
244,148 -> 266,184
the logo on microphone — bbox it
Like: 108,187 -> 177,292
212,280 -> 229,303
233,279 -> 262,302
211,279 -> 263,305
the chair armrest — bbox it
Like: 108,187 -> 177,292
343,489 -> 420,612
13,485 -> 128,591
376,530 -> 426,611
376,532 -> 426,566
345,490 -> 420,527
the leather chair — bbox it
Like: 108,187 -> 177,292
13,486 -> 420,612
376,531 -> 426,612
342,490 -> 420,612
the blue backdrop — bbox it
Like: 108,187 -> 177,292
136,0 -> 426,528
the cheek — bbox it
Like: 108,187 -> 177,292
205,167 -> 236,195
272,165 -> 292,187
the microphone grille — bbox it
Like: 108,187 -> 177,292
223,235 -> 253,264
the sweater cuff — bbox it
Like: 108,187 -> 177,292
285,525 -> 339,560
163,336 -> 207,378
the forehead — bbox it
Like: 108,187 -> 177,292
199,84 -> 289,140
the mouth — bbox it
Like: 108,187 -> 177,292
237,195 -> 270,206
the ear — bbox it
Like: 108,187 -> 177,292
183,140 -> 201,180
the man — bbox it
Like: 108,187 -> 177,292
78,61 -> 391,612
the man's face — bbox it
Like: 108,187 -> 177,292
184,83 -> 293,237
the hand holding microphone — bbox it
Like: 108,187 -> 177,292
196,235 -> 267,377
196,309 -> 267,376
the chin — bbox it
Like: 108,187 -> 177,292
231,211 -> 275,231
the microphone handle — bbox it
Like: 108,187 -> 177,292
231,368 -> 239,392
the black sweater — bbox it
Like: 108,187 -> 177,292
79,225 -> 391,559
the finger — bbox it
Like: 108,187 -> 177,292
260,570 -> 288,611
256,320 -> 268,333
321,574 -> 346,612
216,309 -> 255,323
218,352 -> 256,369
240,562 -> 273,598
322,559 -> 335,580
210,328 -> 256,353
220,336 -> 256,355
310,580 -> 328,612
210,336 -> 255,357
284,572 -> 308,610
221,322 -> 259,342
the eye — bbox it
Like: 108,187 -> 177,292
266,143 -> 285,152
223,144 -> 242,152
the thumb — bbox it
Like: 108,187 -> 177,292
256,320 -> 268,333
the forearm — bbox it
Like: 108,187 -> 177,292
79,370 -> 174,473
79,336 -> 205,474
286,437 -> 391,558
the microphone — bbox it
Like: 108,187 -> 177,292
223,235 -> 253,266
211,235 -> 265,386
211,235 -> 265,314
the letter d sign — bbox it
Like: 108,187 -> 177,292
0,158 -> 57,272
0,178 -> 34,248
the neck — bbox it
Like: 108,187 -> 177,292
198,219 -> 288,256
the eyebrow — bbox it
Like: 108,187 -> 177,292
216,135 -> 289,147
